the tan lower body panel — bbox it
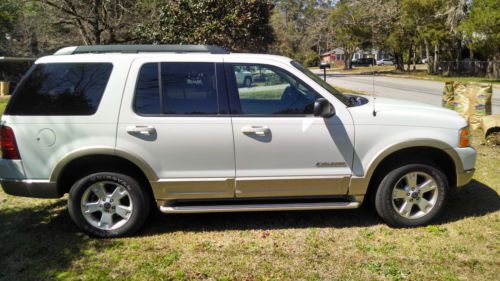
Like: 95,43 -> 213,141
151,175 -> 350,200
235,176 -> 350,198
151,178 -> 234,200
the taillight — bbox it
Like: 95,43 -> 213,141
0,126 -> 21,159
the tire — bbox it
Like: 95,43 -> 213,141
68,172 -> 151,238
374,163 -> 448,227
243,77 -> 252,87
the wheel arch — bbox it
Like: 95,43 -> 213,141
350,140 -> 461,196
51,147 -> 158,196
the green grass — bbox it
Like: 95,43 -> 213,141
383,71 -> 500,85
335,86 -> 367,95
0,99 -> 499,280
310,66 -> 500,84
0,98 -> 8,114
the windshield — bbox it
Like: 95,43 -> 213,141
290,61 -> 350,106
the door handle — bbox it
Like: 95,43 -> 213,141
126,125 -> 156,135
241,126 -> 270,136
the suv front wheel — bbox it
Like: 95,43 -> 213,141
374,163 -> 448,227
68,172 -> 150,237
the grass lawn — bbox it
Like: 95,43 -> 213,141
335,86 -> 367,96
379,70 -> 500,85
0,97 -> 9,113
311,65 -> 500,85
0,100 -> 499,280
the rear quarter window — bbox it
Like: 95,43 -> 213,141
6,63 -> 113,115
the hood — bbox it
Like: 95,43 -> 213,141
373,97 -> 461,115
348,96 -> 467,129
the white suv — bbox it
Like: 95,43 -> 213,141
0,45 -> 476,237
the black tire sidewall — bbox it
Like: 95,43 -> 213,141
375,164 -> 448,227
68,172 -> 150,238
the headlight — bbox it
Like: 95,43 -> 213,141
459,126 -> 471,148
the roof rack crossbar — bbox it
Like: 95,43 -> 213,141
64,44 -> 229,55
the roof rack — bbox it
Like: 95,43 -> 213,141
54,45 -> 230,55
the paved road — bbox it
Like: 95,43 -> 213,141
320,74 -> 500,114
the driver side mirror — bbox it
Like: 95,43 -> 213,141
314,98 -> 335,118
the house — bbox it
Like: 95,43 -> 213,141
321,48 -> 391,66
320,48 -> 345,67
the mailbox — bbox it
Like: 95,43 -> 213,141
319,61 -> 331,69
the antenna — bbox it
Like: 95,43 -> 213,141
371,21 -> 377,117
372,66 -> 376,116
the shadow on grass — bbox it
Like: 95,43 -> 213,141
142,179 -> 499,235
0,199 -> 116,281
143,205 -> 381,235
0,179 -> 497,280
439,179 -> 500,224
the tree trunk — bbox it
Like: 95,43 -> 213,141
487,53 -> 500,79
424,39 -> 431,73
93,0 -> 102,44
407,45 -> 412,72
344,51 -> 349,69
412,47 -> 417,71
456,37 -> 461,62
344,49 -> 352,70
433,44 -> 439,74
394,52 -> 404,71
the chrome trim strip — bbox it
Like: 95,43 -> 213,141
156,177 -> 231,182
159,201 -> 360,213
0,179 -> 50,183
236,175 -> 350,181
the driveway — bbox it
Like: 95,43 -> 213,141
320,74 -> 500,114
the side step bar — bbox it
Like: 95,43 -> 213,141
159,201 -> 360,214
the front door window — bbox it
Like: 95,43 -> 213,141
231,64 -> 319,115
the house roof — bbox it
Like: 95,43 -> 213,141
321,48 -> 344,56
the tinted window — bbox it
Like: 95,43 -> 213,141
161,63 -> 218,114
134,63 -> 161,114
7,63 -> 112,115
232,64 -> 319,115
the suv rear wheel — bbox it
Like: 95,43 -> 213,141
68,172 -> 150,237
374,163 -> 448,227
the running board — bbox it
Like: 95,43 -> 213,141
159,201 -> 360,214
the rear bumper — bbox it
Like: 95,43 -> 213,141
0,179 -> 59,198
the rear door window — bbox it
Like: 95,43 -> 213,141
6,63 -> 113,115
161,63 -> 218,115
134,62 -> 219,115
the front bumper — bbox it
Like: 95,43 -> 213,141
450,146 -> 477,187
0,179 -> 59,198
457,168 -> 475,187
